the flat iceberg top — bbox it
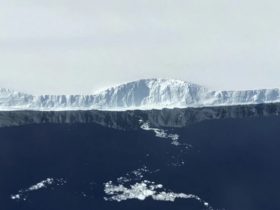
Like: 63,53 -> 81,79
1,78 -> 280,111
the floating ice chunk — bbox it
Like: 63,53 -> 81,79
28,178 -> 54,191
116,166 -> 152,184
11,194 -> 21,200
11,178 -> 66,201
104,180 -> 215,209
140,121 -> 181,146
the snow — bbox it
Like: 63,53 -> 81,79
1,78 -> 280,111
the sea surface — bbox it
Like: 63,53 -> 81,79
1,104 -> 280,210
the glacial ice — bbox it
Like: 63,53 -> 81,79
1,79 -> 280,111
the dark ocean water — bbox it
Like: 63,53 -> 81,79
1,104 -> 280,210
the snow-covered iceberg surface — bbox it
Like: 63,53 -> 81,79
1,79 -> 280,111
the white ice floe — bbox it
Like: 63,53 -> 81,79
28,178 -> 54,191
117,166 -> 150,184
140,121 -> 180,146
104,166 -> 215,209
104,180 -> 214,209
11,178 -> 66,201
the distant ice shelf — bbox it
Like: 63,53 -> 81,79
1,79 -> 280,111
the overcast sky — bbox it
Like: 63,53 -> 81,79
1,0 -> 280,94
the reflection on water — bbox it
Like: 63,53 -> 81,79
0,103 -> 279,129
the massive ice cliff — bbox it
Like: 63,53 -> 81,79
1,79 -> 280,111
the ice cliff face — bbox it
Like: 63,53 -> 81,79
1,79 -> 280,111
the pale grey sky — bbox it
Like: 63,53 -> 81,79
1,0 -> 280,94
